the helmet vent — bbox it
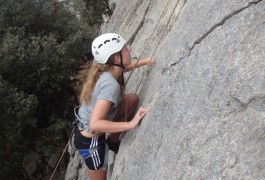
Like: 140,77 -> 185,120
104,40 -> 110,44
112,38 -> 120,43
91,33 -> 126,64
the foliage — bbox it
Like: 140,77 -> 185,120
0,77 -> 38,178
36,115 -> 68,155
0,27 -> 77,125
82,0 -> 115,25
0,0 -> 113,178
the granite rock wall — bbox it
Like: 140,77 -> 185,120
66,0 -> 265,179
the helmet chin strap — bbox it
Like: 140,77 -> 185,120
106,51 -> 125,90
106,51 -> 125,70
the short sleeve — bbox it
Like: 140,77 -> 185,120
97,82 -> 120,106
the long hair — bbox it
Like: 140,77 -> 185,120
79,63 -> 110,105
79,55 -> 125,105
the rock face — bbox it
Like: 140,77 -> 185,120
23,150 -> 40,177
65,0 -> 265,179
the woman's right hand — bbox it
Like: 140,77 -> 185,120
129,107 -> 148,129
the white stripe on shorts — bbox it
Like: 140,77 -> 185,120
90,138 -> 97,168
95,137 -> 101,166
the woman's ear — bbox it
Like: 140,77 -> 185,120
112,52 -> 121,63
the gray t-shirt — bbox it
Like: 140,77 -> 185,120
77,72 -> 120,133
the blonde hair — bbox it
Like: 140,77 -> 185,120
79,57 -> 125,105
79,63 -> 110,105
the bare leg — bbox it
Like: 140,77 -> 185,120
110,93 -> 139,142
88,168 -> 106,180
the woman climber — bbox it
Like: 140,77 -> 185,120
73,33 -> 154,180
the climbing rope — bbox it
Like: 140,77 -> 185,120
125,0 -> 171,85
122,0 -> 172,122
119,0 -> 138,34
49,1 -> 180,179
134,0 -> 181,94
121,0 -> 170,122
49,2 -> 139,178
49,128 -> 75,180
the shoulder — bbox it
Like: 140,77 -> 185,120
94,72 -> 120,95
99,72 -> 119,88
95,72 -> 120,105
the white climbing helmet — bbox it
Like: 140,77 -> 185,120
91,33 -> 126,64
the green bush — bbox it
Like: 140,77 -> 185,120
0,0 -> 113,178
0,77 -> 38,178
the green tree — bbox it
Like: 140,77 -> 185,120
0,0 -> 113,178
0,76 -> 38,179
82,0 -> 115,25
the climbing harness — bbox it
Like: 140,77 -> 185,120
49,0 -> 180,178
49,106 -> 81,180
49,127 -> 74,180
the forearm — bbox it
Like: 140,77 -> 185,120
124,59 -> 147,72
90,119 -> 132,133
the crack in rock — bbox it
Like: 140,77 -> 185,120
229,94 -> 265,113
248,96 -> 265,111
167,0 -> 188,33
127,1 -> 150,45
229,96 -> 248,113
189,0 -> 263,55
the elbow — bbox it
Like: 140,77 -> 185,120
89,122 -> 97,132
90,118 -> 102,132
